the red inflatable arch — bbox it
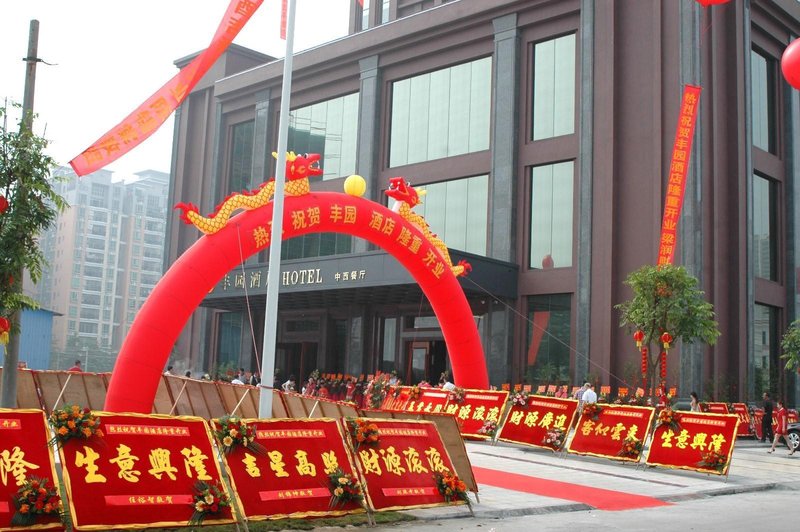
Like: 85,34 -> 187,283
105,191 -> 489,413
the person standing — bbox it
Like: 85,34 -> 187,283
768,399 -> 794,455
282,374 -> 296,393
581,382 -> 597,405
67,360 -> 82,372
762,392 -> 774,443
689,391 -> 701,412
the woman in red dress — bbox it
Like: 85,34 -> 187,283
768,399 -> 795,455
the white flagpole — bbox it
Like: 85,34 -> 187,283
258,0 -> 297,417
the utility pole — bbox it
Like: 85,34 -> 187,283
1,20 -> 39,408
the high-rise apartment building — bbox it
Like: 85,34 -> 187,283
38,167 -> 168,369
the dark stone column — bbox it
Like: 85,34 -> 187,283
356,55 -> 381,253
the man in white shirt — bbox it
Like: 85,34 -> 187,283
581,382 -> 598,405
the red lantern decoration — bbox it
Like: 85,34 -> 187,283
782,39 -> 800,91
0,316 -> 9,346
695,0 -> 731,7
0,194 -> 8,215
660,331 -> 673,350
633,329 -> 645,348
660,351 -> 667,380
641,347 -> 648,377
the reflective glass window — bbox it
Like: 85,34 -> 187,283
230,120 -> 254,192
533,34 -> 576,140
530,161 -> 574,268
753,174 -> 777,281
751,50 -> 776,154
526,294 -> 571,385
288,93 -> 359,180
390,57 -> 491,167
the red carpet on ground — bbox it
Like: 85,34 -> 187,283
472,466 -> 672,511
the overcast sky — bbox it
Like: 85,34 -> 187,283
1,0 -> 350,179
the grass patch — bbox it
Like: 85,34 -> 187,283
150,511 -> 416,531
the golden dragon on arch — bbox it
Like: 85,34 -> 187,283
174,153 -> 470,277
174,152 -> 321,235
385,177 -> 471,278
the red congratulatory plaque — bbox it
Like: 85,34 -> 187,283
404,388 -> 450,414
347,419 -> 465,512
497,396 -> 578,451
59,412 -> 234,530
0,409 -> 63,531
443,389 -> 509,439
645,411 -> 739,475
218,418 -> 364,520
567,404 -> 655,462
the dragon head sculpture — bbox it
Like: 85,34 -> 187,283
385,177 -> 424,207
273,151 -> 323,180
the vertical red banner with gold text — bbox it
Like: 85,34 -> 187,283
347,419 -> 465,512
69,0 -> 264,176
0,409 -> 63,531
567,404 -> 655,462
657,85 -> 701,265
645,412 -> 739,475
217,418 -> 364,520
59,412 -> 234,530
442,389 -> 509,439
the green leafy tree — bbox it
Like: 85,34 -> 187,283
615,264 -> 720,398
0,101 -> 67,407
780,320 -> 800,372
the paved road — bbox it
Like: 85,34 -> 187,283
356,438 -> 800,530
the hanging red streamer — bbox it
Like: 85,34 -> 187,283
69,0 -> 264,176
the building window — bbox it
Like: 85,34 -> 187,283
390,57 -> 491,167
218,312 -> 244,367
281,233 -> 353,260
753,303 -> 778,396
530,161 -> 574,269
380,318 -> 397,374
360,0 -> 371,30
288,93 -> 359,180
412,175 -> 489,256
532,34 -> 576,141
753,174 -> 777,281
751,49 -> 776,154
230,120 -> 254,193
526,294 -> 571,385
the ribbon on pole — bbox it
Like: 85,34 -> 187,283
69,0 -> 264,176
657,85 -> 701,265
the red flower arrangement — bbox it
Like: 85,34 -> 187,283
213,415 -> 266,456
542,427 -> 566,450
189,479 -> 231,525
349,418 -> 380,447
10,476 -> 62,527
48,404 -> 103,448
656,408 -> 681,432
509,390 -> 530,408
409,385 -> 421,400
433,471 -> 470,507
476,420 -> 498,439
327,468 -> 365,509
447,386 -> 466,404
581,402 -> 602,421
698,449 -> 727,473
617,436 -> 643,459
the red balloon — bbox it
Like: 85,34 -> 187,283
782,40 -> 800,90
695,0 -> 731,6
105,191 -> 490,413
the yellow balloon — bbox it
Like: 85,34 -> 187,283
344,174 -> 367,197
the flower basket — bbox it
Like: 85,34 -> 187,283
48,404 -> 103,448
697,449 -> 727,473
581,402 -> 602,421
617,436 -> 643,459
189,480 -> 231,525
509,390 -> 530,408
476,420 -> 498,439
213,415 -> 266,456
348,418 -> 380,448
542,427 -> 566,450
327,468 -> 364,509
409,385 -> 421,400
448,386 -> 466,404
10,476 -> 63,527
656,408 -> 681,432
433,471 -> 470,507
